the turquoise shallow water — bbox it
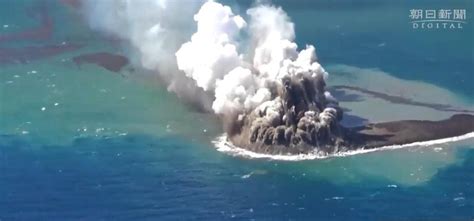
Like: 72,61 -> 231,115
1,0 -> 473,220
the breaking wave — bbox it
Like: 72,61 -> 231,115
213,132 -> 474,161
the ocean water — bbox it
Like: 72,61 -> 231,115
1,0 -> 473,220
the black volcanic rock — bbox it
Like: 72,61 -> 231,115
227,75 -> 474,155
228,74 -> 347,155
346,114 -> 474,149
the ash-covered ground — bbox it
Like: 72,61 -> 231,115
227,73 -> 474,155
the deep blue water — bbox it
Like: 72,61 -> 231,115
1,0 -> 473,220
1,134 -> 473,220
286,0 -> 473,100
226,0 -> 474,100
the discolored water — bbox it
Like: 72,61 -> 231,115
1,0 -> 473,220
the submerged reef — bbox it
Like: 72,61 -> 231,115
73,0 -> 473,155
73,52 -> 129,73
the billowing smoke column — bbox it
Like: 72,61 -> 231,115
175,1 -> 345,154
81,0 -> 213,109
82,0 -> 345,154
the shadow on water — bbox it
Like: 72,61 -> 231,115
328,87 -> 365,102
0,133 -> 473,220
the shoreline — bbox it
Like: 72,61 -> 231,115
214,131 -> 474,161
224,114 -> 474,158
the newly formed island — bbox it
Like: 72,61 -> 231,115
226,72 -> 474,155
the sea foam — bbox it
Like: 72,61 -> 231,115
213,132 -> 474,161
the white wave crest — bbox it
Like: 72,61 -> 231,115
212,132 -> 474,161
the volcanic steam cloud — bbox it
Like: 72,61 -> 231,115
83,0 -> 345,154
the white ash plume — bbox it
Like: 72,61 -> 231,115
82,0 -> 344,153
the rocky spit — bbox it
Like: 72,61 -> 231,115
227,75 -> 474,155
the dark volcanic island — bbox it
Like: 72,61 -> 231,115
226,74 -> 474,155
